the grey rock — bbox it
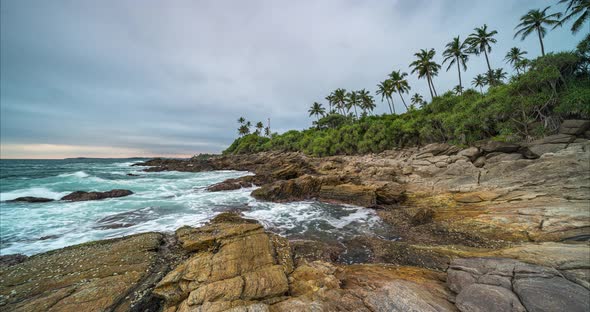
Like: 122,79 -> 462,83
559,119 -> 590,135
455,284 -> 526,312
481,141 -> 521,154
458,147 -> 481,161
485,153 -> 523,164
536,134 -> 575,144
513,276 -> 590,312
472,156 -> 486,168
9,196 -> 54,203
528,143 -> 568,156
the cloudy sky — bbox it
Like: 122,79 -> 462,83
0,0 -> 584,158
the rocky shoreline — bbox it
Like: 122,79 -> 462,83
1,121 -> 589,311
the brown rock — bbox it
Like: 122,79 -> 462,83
560,119 -> 590,135
61,189 -> 133,201
411,208 -> 435,225
375,182 -> 406,205
319,184 -> 377,207
481,141 -> 521,154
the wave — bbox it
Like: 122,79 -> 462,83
57,171 -> 89,178
0,187 -> 67,201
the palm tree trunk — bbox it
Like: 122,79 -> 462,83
456,58 -> 463,94
390,96 -> 397,114
398,93 -> 409,110
429,73 -> 438,97
426,74 -> 434,99
483,49 -> 492,72
537,27 -> 545,56
386,98 -> 393,114
353,105 -> 358,119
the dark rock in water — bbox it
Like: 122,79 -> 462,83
212,204 -> 250,213
39,235 -> 60,240
9,196 -> 54,203
126,173 -> 140,176
61,189 -> 133,201
94,223 -> 135,230
0,254 -> 28,267
93,207 -> 155,229
206,177 -> 255,192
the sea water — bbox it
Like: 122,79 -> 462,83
0,158 -> 391,257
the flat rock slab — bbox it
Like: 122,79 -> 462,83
61,189 -> 133,201
0,232 -> 164,312
448,257 -> 590,312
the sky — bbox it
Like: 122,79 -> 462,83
0,0 -> 585,159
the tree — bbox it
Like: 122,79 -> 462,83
555,0 -> 589,34
238,117 -> 245,124
484,68 -> 507,87
504,47 -> 528,74
345,91 -> 360,118
472,74 -> 486,93
358,89 -> 376,115
264,126 -> 271,137
389,70 -> 411,110
410,93 -> 425,107
442,36 -> 470,94
325,94 -> 335,114
376,80 -> 395,114
308,102 -> 326,123
515,7 -> 562,56
410,48 -> 441,99
255,121 -> 264,135
453,85 -> 464,95
238,124 -> 250,136
333,88 -> 347,115
466,24 -> 498,72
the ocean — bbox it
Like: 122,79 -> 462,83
0,158 -> 389,257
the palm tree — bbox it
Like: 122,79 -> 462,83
555,0 -> 589,34
238,125 -> 250,136
504,47 -> 528,74
466,24 -> 498,72
453,85 -> 464,95
238,117 -> 245,125
333,88 -> 347,115
264,126 -> 271,137
472,74 -> 486,93
345,91 -> 361,118
358,89 -> 376,115
255,121 -> 264,135
376,80 -> 395,114
325,94 -> 335,114
442,36 -> 469,94
410,93 -> 425,107
410,49 -> 441,100
389,70 -> 411,110
515,58 -> 531,74
308,102 -> 325,123
515,7 -> 562,56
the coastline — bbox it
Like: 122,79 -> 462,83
2,127 -> 589,311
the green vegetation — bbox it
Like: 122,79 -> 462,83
226,2 -> 589,157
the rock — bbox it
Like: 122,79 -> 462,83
528,143 -> 568,156
536,133 -> 576,144
0,254 -> 28,267
153,214 -> 293,311
456,284 -> 526,312
8,196 -> 54,203
61,189 -> 133,201
126,173 -> 139,176
458,147 -> 481,161
319,183 -> 377,207
472,156 -> 486,168
485,153 -> 523,164
207,176 -> 255,192
411,208 -> 435,225
290,240 -> 345,264
559,119 -> 590,136
481,141 -> 521,154
251,175 -> 328,202
0,232 -> 168,311
448,257 -> 590,312
375,182 -> 406,205
417,143 -> 461,157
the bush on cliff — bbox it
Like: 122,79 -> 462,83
224,51 -> 589,156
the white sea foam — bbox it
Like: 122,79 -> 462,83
57,171 -> 90,178
0,187 -> 68,201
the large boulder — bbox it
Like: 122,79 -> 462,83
251,175 -> 325,202
153,213 -> 293,311
61,189 -> 133,201
375,182 -> 406,205
560,119 -> 590,136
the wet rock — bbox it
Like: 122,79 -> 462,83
375,182 -> 406,205
9,196 -> 54,203
411,208 -> 435,225
560,119 -> 590,136
206,176 -> 255,192
481,141 -> 521,154
126,173 -> 139,176
0,254 -> 28,267
251,175 -> 323,202
61,189 -> 133,201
